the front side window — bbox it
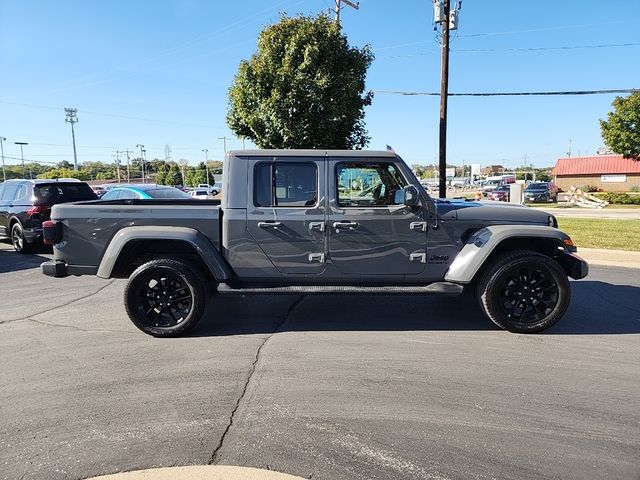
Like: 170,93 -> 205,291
254,162 -> 317,207
337,162 -> 407,207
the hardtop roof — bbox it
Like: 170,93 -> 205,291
228,149 -> 398,159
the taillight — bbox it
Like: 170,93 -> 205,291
27,205 -> 50,220
43,220 -> 62,245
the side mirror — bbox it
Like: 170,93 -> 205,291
395,185 -> 420,206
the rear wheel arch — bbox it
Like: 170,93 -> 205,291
111,239 -> 216,281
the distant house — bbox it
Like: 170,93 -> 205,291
481,165 -> 505,176
552,155 -> 640,192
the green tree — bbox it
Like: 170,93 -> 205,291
38,168 -> 89,181
185,167 -> 206,187
600,92 -> 640,160
227,14 -> 374,149
164,163 -> 182,186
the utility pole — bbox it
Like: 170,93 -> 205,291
136,144 -> 145,183
334,0 -> 359,25
434,1 -> 461,198
217,136 -> 230,157
14,142 -> 28,178
0,136 -> 6,182
122,149 -> 133,183
64,108 -> 79,171
202,148 -> 210,185
112,150 -> 122,182
436,0 -> 450,199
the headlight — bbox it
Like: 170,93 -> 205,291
548,215 -> 558,228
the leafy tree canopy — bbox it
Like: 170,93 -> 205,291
227,14 -> 374,149
600,92 -> 640,160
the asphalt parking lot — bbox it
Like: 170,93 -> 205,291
1,242 -> 639,480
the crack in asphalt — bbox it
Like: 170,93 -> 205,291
24,316 -> 138,335
0,280 -> 117,325
208,295 -> 307,465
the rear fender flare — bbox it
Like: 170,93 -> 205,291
444,225 -> 572,284
97,226 -> 232,280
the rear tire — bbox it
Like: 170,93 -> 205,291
11,223 -> 32,254
477,250 -> 570,333
124,258 -> 208,337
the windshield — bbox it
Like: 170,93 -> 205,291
34,183 -> 98,205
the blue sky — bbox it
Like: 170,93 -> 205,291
0,0 -> 638,169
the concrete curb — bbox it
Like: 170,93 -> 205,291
87,465 -> 306,480
577,248 -> 640,269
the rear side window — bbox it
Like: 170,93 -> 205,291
14,183 -> 32,203
254,162 -> 317,207
34,183 -> 98,205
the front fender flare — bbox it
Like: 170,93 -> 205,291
97,226 -> 233,280
444,225 -> 572,284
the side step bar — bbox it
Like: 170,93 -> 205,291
217,283 -> 463,295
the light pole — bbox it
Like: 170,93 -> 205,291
14,142 -> 28,178
0,136 -> 6,182
136,144 -> 145,183
202,148 -> 210,185
64,108 -> 79,171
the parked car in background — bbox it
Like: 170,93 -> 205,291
197,183 -> 223,196
524,182 -> 558,203
0,178 -> 97,253
100,185 -> 193,200
189,189 -> 211,199
481,175 -> 516,195
487,184 -> 510,202
91,185 -> 107,197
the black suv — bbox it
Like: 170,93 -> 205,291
524,182 -> 559,203
0,179 -> 97,253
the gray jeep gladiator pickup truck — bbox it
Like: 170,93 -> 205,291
41,149 -> 588,336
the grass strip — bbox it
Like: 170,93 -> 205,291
557,218 -> 640,251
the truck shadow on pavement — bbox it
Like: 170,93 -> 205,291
191,280 -> 640,337
0,243 -> 52,274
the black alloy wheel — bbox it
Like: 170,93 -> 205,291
124,258 -> 207,337
11,223 -> 31,254
478,250 -> 570,333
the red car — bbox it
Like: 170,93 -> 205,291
487,185 -> 510,202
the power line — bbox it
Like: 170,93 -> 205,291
372,21 -> 630,52
379,42 -> 640,59
373,88 -> 639,97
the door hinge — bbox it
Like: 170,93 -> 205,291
308,253 -> 325,263
410,221 -> 427,232
409,252 -> 427,263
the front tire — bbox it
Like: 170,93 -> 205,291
124,258 -> 208,337
477,251 -> 570,333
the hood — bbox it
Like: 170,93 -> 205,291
434,199 -> 555,225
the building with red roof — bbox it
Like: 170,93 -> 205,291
552,155 -> 640,192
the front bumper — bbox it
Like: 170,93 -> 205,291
41,260 -> 69,278
559,251 -> 589,280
